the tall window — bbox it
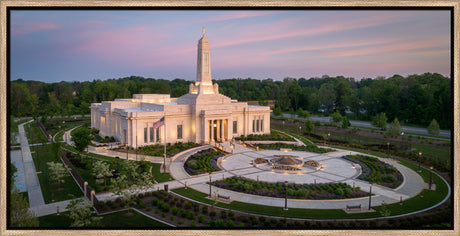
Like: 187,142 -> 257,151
144,127 -> 147,143
156,128 -> 160,142
177,125 -> 183,139
261,119 -> 264,132
150,127 -> 154,142
233,121 -> 237,134
256,120 -> 260,132
252,120 -> 255,132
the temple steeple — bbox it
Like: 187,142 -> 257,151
196,27 -> 212,86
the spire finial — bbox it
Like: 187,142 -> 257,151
202,27 -> 205,36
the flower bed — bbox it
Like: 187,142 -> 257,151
304,160 -> 319,167
184,148 -> 223,175
341,155 -> 403,188
211,177 -> 367,200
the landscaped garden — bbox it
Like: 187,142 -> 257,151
257,143 -> 332,153
184,148 -> 224,175
342,155 -> 403,188
211,177 -> 367,200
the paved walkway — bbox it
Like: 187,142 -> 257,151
18,120 -> 45,208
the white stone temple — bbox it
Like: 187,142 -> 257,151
90,28 -> 271,147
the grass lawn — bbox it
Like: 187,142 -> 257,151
150,162 -> 173,182
24,122 -> 49,144
172,161 -> 449,220
32,144 -> 83,203
38,210 -> 171,228
411,144 -> 451,168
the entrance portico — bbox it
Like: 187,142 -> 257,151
207,119 -> 228,143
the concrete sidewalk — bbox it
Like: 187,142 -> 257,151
19,120 -> 45,207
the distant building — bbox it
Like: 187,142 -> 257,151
90,29 -> 271,147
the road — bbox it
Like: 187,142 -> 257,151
279,113 -> 451,138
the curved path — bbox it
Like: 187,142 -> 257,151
97,142 -> 427,210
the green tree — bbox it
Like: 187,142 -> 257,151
387,118 -> 401,136
297,108 -> 310,119
330,111 -> 343,126
66,198 -> 102,227
341,116 -> 350,129
427,119 -> 440,136
372,112 -> 387,130
47,162 -> 70,189
71,127 -> 92,152
92,160 -> 113,185
273,106 -> 282,116
123,161 -> 140,181
304,120 -> 314,133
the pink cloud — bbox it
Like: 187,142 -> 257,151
320,38 -> 449,58
12,22 -> 59,35
211,12 -> 417,49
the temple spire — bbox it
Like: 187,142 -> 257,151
202,26 -> 205,37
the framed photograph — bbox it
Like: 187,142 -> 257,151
1,1 -> 458,235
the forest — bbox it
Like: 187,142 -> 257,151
10,72 -> 451,129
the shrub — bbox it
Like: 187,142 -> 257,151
190,220 -> 196,227
98,202 -> 108,211
170,216 -> 174,221
334,188 -> 344,196
151,198 -> 159,206
179,209 -> 187,218
137,201 -> 147,209
161,212 -> 166,218
138,193 -> 144,198
177,220 -> 183,225
216,219 -> 225,227
197,214 -> 205,223
259,216 -> 266,222
303,221 -> 311,227
187,211 -> 195,220
241,217 -> 249,223
238,222 -> 246,227
226,220 -> 235,227
146,207 -> 151,212
208,220 -> 216,227
171,206 -> 179,215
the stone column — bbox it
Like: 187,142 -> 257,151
210,120 -> 214,142
221,119 -> 224,141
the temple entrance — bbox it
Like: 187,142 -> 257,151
208,119 -> 228,143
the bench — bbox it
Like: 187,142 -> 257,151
218,194 -> 230,200
346,204 -> 361,210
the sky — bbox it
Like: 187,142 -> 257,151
10,10 -> 451,83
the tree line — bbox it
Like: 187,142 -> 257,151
10,73 -> 451,129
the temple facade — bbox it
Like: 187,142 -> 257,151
90,29 -> 271,147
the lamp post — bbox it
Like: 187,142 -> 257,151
368,182 -> 373,210
163,153 -> 166,173
429,166 -> 433,190
418,152 -> 422,172
327,133 -> 330,147
282,120 -> 285,130
209,173 -> 212,198
298,125 -> 302,138
284,181 -> 288,210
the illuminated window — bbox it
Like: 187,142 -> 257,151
233,121 -> 237,134
177,125 -> 183,139
144,128 -> 147,143
150,127 -> 154,142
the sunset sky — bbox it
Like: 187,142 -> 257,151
10,10 -> 451,83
